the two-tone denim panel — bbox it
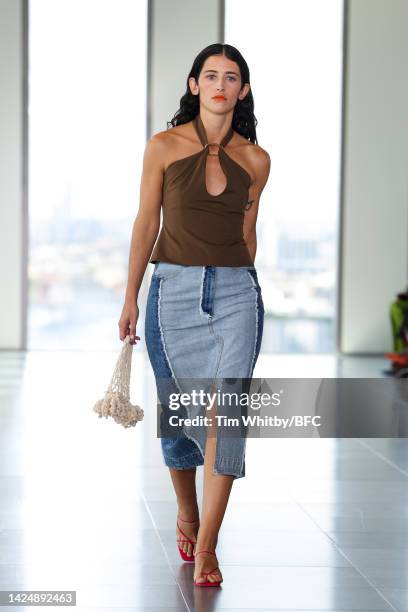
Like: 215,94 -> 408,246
144,264 -> 265,478
144,274 -> 204,469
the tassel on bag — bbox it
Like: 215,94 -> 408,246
93,334 -> 144,428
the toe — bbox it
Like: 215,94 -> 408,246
211,569 -> 222,582
195,574 -> 205,583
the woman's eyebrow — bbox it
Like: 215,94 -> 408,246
203,69 -> 240,77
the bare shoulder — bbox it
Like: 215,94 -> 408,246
148,122 -> 197,171
145,127 -> 183,160
240,137 -> 270,169
233,133 -> 271,185
150,122 -> 192,145
248,142 -> 270,164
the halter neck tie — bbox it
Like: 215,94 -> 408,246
193,113 -> 234,149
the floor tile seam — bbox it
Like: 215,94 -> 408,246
355,438 -> 408,479
139,488 -> 191,612
287,489 -> 398,611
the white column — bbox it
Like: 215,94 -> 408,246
340,0 -> 408,353
149,0 -> 221,136
0,0 -> 27,349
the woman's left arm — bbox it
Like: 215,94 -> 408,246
243,146 -> 271,263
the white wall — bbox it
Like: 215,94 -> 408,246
340,0 -> 408,353
149,0 -> 220,136
0,0 -> 27,349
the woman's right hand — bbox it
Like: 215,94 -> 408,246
118,299 -> 141,345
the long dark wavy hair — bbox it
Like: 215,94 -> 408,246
167,43 -> 258,144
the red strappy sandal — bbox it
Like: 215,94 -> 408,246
193,550 -> 223,587
176,515 -> 200,562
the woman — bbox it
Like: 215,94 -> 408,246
119,43 -> 270,587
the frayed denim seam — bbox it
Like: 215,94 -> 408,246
157,276 -> 184,397
248,270 -> 264,369
163,450 -> 204,463
208,317 -> 224,384
199,265 -> 216,318
208,316 -> 224,478
163,455 -> 204,469
247,270 -> 259,379
199,266 -> 207,318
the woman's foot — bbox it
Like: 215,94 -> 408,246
176,512 -> 200,560
193,550 -> 223,586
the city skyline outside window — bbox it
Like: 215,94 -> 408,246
28,0 -> 147,350
226,0 -> 344,352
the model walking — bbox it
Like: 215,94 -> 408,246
119,43 -> 270,587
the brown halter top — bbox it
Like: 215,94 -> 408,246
149,113 -> 253,266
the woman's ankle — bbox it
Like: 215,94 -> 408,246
196,532 -> 218,551
177,502 -> 199,521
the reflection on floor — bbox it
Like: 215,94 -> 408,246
0,349 -> 407,611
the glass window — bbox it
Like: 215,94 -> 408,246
226,0 -> 344,352
28,0 -> 147,349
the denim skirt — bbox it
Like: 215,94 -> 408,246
144,262 -> 264,479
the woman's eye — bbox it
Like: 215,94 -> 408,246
206,75 -> 236,82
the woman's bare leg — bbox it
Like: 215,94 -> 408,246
194,388 -> 234,584
169,467 -> 200,557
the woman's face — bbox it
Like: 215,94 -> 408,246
189,54 -> 250,112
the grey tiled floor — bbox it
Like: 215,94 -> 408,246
0,350 -> 407,610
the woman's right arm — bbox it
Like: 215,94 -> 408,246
118,133 -> 167,344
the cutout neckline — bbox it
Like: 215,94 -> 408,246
162,117 -> 252,189
193,114 -> 233,197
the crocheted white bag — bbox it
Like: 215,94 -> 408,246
92,334 -> 144,428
